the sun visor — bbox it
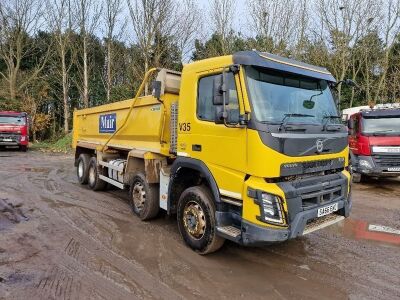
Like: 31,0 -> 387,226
233,51 -> 336,82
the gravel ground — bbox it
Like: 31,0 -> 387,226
0,151 -> 399,300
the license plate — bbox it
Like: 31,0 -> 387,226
388,167 -> 400,172
2,138 -> 12,142
317,203 -> 339,217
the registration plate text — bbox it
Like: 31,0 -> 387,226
317,203 -> 339,217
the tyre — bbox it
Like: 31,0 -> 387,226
177,185 -> 224,255
20,145 -> 27,152
352,172 -> 367,183
76,154 -> 91,184
129,172 -> 159,221
87,157 -> 107,191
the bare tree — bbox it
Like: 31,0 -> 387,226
375,0 -> 400,102
317,0 -> 379,101
73,0 -> 102,107
174,0 -> 202,61
248,0 -> 303,53
46,0 -> 75,133
103,0 -> 126,103
127,0 -> 175,94
210,0 -> 235,54
0,0 -> 51,101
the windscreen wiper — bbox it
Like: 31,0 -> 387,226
322,115 -> 342,131
278,113 -> 314,131
372,129 -> 394,136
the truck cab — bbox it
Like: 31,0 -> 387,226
73,51 -> 352,254
0,111 -> 29,151
347,107 -> 400,182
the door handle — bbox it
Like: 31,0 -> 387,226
192,144 -> 202,151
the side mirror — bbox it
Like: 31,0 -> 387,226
344,79 -> 357,87
303,100 -> 315,109
212,74 -> 225,105
214,106 -> 224,124
214,107 -> 240,125
152,80 -> 162,99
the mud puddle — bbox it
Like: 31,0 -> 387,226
325,218 -> 400,247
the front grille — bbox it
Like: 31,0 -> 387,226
372,155 -> 400,168
278,173 -> 347,221
0,132 -> 20,142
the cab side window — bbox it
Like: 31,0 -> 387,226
197,72 -> 239,121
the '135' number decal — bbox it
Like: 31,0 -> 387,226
179,122 -> 191,132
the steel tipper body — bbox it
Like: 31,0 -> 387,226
73,51 -> 351,254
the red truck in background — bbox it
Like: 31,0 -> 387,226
343,104 -> 400,182
0,111 -> 29,151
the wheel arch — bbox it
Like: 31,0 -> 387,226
168,157 -> 220,214
74,146 -> 95,166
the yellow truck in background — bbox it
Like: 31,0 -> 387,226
73,51 -> 352,254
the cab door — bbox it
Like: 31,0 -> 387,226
178,69 -> 247,200
349,114 -> 360,155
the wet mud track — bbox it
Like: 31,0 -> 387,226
0,151 -> 399,299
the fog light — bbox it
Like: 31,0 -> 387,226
258,192 -> 284,225
359,159 -> 373,169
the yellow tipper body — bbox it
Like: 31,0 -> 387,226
72,70 -> 180,157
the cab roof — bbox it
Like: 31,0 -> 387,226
361,108 -> 400,118
233,51 -> 336,82
0,111 -> 27,116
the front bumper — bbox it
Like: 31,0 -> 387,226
241,197 -> 351,245
216,171 -> 352,246
353,155 -> 400,177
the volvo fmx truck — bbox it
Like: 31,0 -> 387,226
73,51 -> 352,254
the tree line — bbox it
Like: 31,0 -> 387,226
0,0 -> 400,141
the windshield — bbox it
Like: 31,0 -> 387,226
363,117 -> 400,134
245,66 -> 339,124
0,116 -> 26,125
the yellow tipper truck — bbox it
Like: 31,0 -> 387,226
73,51 -> 351,254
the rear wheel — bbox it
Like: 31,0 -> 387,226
88,157 -> 107,191
177,185 -> 224,255
129,172 -> 159,221
77,154 -> 91,184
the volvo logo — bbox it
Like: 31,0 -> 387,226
316,139 -> 324,153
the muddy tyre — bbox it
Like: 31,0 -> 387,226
177,185 -> 224,255
129,173 -> 159,221
88,157 -> 107,191
77,154 -> 91,184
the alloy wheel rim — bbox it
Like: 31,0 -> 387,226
88,166 -> 95,185
132,182 -> 146,211
183,201 -> 206,240
78,161 -> 84,178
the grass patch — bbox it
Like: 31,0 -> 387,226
31,133 -> 72,153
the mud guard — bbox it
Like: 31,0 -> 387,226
168,157 -> 221,214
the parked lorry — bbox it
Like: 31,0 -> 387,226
0,111 -> 29,151
343,104 -> 400,182
72,51 -> 352,254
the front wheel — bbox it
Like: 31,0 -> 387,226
177,185 -> 224,255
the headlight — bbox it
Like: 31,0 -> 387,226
248,188 -> 285,225
359,159 -> 373,169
